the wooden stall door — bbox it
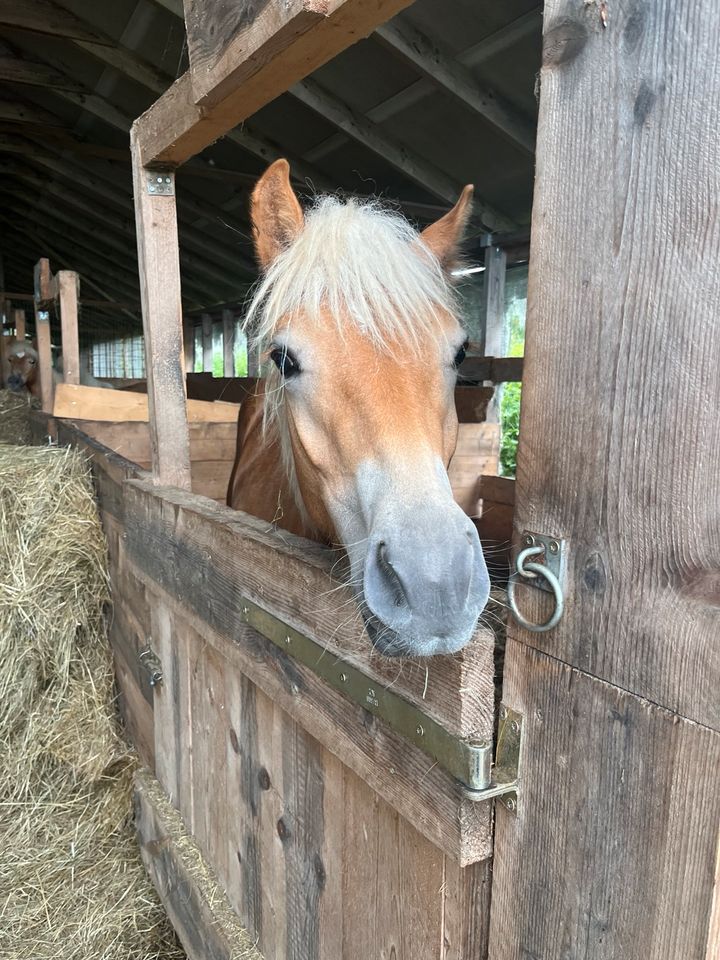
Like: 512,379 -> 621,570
487,2 -> 720,959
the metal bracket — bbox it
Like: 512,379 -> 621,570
146,172 -> 175,196
138,644 -> 163,687
462,705 -> 522,812
519,531 -> 567,593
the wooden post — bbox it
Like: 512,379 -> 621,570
488,3 -> 720,959
57,270 -> 80,384
34,306 -> 54,412
222,309 -> 235,377
0,299 -> 8,388
480,243 -> 507,423
13,308 -> 26,342
130,130 -> 191,490
183,317 -> 194,373
201,313 -> 213,374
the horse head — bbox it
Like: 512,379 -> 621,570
245,160 -> 490,657
7,340 -> 39,395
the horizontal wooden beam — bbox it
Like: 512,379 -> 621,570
134,0 -> 416,167
0,95 -> 63,127
0,54 -> 85,91
460,355 -> 524,383
375,19 -> 536,154
0,0 -> 113,44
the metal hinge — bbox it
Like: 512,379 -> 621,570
461,704 -> 522,813
138,644 -> 163,687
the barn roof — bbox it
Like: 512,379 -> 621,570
0,0 -> 540,337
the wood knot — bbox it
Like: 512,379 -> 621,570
276,817 -> 291,842
313,853 -> 326,889
257,767 -> 271,791
228,727 -> 240,754
542,18 -> 589,68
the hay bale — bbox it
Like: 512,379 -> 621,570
0,445 -> 185,959
0,388 -> 39,445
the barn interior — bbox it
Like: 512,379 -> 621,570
0,0 -> 541,378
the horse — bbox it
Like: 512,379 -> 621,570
227,160 -> 490,658
7,340 -> 41,397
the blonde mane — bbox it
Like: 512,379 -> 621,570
244,195 -> 459,351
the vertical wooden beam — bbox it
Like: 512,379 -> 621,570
34,306 -> 54,412
488,1 -> 720,958
13,308 -> 26,341
130,131 -> 191,489
222,309 -> 235,377
183,317 -> 194,373
57,270 -> 80,384
0,299 -> 8,388
201,313 -> 213,374
480,244 -> 507,423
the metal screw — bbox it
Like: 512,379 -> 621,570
157,176 -> 163,183
523,533 -> 535,547
499,705 -> 508,721
504,797 -> 516,812
285,636 -> 291,645
149,185 -> 155,192
165,177 -> 171,183
548,540 -> 560,555
415,724 -> 424,736
242,606 -> 249,616
339,672 -> 347,683
510,719 -> 520,735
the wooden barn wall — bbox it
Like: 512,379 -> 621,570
487,2 -> 720,958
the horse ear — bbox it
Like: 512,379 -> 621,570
251,159 -> 304,270
420,185 -> 474,270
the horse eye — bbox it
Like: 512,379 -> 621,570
453,341 -> 468,369
270,347 -> 301,378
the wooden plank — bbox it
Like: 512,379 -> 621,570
488,641 -> 720,960
0,54 -> 86,92
134,769 -> 263,960
57,270 -> 80,385
54,383 -> 239,422
508,0 -> 720,729
130,135 -> 191,489
202,313 -> 213,373
480,246 -> 507,418
76,420 -> 238,465
34,304 -> 53,412
459,355 -> 523,383
122,478 -> 496,741
135,0 -> 417,167
0,0 -> 112,43
183,317 -> 194,372
223,309 -> 235,377
12,308 -> 25,341
478,475 -> 515,506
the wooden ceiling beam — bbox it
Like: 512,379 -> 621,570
305,7 -> 541,163
0,54 -> 85,91
291,77 -> 515,228
374,18 -> 535,154
133,0 -> 416,167
0,0 -> 112,44
0,94 -> 63,126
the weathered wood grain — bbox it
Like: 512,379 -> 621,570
130,133 -> 191,489
12,307 -> 25,341
34,304 -> 53,412
489,640 -> 720,960
134,769 -> 264,960
509,0 -> 720,729
55,383 -> 239,422
57,270 -> 80,384
77,419 -> 238,464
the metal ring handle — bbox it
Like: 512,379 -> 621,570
507,546 -> 565,633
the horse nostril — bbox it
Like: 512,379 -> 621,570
376,542 -> 408,608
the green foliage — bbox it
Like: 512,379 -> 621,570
499,302 -> 525,477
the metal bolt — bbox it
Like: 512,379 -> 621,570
416,724 -> 424,736
510,719 -> 520,735
504,797 -> 517,813
339,672 -> 348,683
548,540 -> 559,555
